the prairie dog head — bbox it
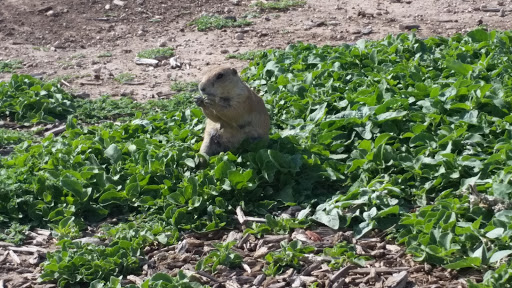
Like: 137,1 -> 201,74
197,66 -> 247,107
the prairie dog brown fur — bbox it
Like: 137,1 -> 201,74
195,66 -> 270,156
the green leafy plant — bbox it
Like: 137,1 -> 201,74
245,214 -> 309,237
90,271 -> 208,288
170,81 -> 198,92
0,74 -> 75,123
323,242 -> 370,269
195,241 -> 243,273
264,240 -> 315,276
114,72 -> 136,84
98,52 -> 113,58
0,222 -> 29,245
39,240 -> 141,287
189,15 -> 252,31
226,50 -> 262,61
251,0 -> 306,10
0,128 -> 33,147
137,47 -> 174,59
0,59 -> 23,73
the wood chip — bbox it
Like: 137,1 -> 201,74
134,57 -> 159,67
330,265 -> 355,283
78,81 -> 102,86
122,81 -> 145,85
384,271 -> 408,288
8,246 -> 47,254
225,280 -> 242,288
351,267 -> 409,275
0,242 -> 15,248
44,126 -> 66,137
253,274 -> 266,286
253,246 -> 269,259
8,250 -> 21,265
127,275 -> 144,285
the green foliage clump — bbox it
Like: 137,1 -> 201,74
226,50 -> 263,61
0,128 -> 33,147
264,240 -> 315,276
190,15 -> 252,31
251,0 -> 306,10
137,47 -> 174,59
170,81 -> 198,92
114,72 -> 135,84
195,241 -> 243,273
323,242 -> 370,269
0,59 -> 23,72
90,271 -> 208,288
40,240 -> 141,287
0,74 -> 75,123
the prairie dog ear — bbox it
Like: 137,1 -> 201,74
231,68 -> 238,75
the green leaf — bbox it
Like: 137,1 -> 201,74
104,144 -> 122,164
444,257 -> 481,269
489,250 -> 512,264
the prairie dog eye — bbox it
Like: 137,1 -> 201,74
216,73 -> 224,80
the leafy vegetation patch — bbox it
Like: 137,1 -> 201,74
0,74 -> 75,123
0,128 -> 33,147
136,47 -> 174,59
2,29 -> 512,286
170,81 -> 198,92
251,0 -> 306,10
98,51 -> 113,58
0,59 -> 23,73
226,50 -> 263,61
189,15 -> 252,31
114,72 -> 136,84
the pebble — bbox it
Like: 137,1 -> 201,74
113,0 -> 126,6
220,49 -> 229,54
46,10 -> 55,17
105,4 -> 111,10
224,7 -> 233,13
235,33 -> 244,40
500,9 -> 505,17
158,40 -> 167,47
230,0 -> 241,5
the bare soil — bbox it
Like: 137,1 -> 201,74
1,0 -> 511,100
0,0 -> 510,287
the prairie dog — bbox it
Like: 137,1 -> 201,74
195,66 -> 270,156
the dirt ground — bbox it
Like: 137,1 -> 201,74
0,0 -> 510,287
0,0 -> 511,100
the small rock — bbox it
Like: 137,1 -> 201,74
53,41 -> 66,49
105,4 -> 111,10
235,33 -> 244,40
225,7 -> 233,13
264,16 -> 271,21
224,15 -> 237,21
499,9 -> 505,17
137,0 -> 145,4
158,40 -> 168,47
134,57 -> 159,67
46,10 -> 55,17
220,49 -> 229,54
113,0 -> 126,6
361,26 -> 373,35
230,0 -> 241,5
398,23 -> 421,30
